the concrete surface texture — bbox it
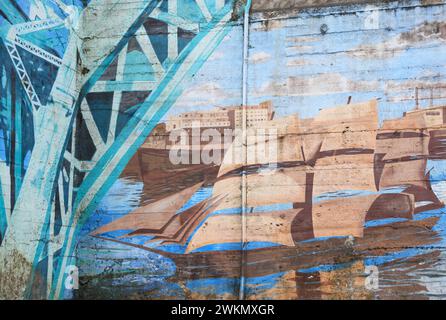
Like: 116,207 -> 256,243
0,0 -> 446,300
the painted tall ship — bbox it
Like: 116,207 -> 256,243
120,101 -> 274,203
92,98 -> 444,259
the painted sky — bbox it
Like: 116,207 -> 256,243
169,0 -> 446,125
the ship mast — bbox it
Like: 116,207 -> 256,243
415,87 -> 419,110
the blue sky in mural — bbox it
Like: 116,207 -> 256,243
169,1 -> 446,125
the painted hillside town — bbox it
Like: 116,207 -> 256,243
1,0 -> 446,300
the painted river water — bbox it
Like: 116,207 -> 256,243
74,159 -> 446,300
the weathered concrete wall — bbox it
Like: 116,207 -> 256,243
252,0 -> 445,11
253,0 -> 386,11
248,0 -> 446,120
1,0 -> 446,300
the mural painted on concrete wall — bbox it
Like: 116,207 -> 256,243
1,0 -> 446,300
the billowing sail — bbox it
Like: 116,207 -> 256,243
213,167 -> 308,211
375,113 -> 431,188
184,192 -> 415,253
312,193 -> 414,239
145,195 -> 225,245
217,115 -> 304,177
379,159 -> 429,189
306,100 -> 379,196
212,115 -> 307,211
374,109 -> 443,211
186,209 -> 301,253
91,182 -> 203,236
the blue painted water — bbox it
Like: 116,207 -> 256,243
77,159 -> 446,299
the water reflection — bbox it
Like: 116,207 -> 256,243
76,178 -> 446,299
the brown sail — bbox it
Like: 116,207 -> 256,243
91,181 -> 203,236
185,209 -> 302,253
306,100 -> 379,196
145,195 -> 225,245
375,112 -> 429,190
183,191 -> 415,253
311,193 -> 414,239
374,110 -> 443,211
120,199 -> 209,238
212,115 -> 307,211
213,167 -> 308,211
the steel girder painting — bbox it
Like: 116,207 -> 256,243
1,0 -> 446,300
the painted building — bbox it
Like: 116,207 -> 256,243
166,100 -> 273,131
166,108 -> 232,131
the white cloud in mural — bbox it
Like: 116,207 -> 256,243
349,38 -> 405,60
287,58 -> 310,67
253,73 -> 379,97
350,21 -> 446,59
173,82 -> 235,113
249,51 -> 271,64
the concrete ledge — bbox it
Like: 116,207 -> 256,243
252,0 -> 444,12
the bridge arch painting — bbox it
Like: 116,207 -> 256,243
1,0 -> 446,300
